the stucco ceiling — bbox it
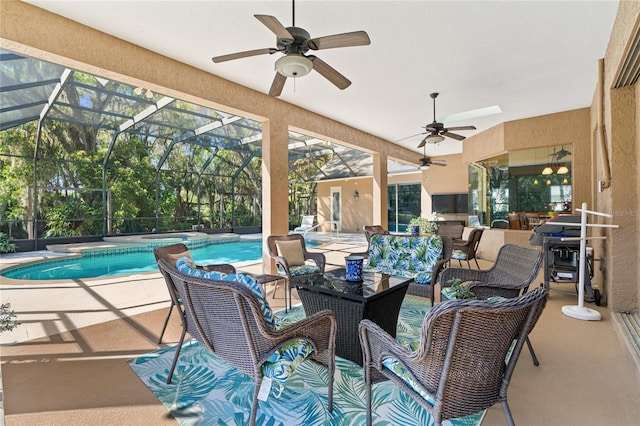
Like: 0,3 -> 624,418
25,0 -> 619,157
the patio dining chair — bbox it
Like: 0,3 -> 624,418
359,287 -> 548,426
157,258 -> 337,426
451,228 -> 483,268
266,234 -> 326,310
153,243 -> 236,344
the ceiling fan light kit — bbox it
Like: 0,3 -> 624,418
424,133 -> 445,144
275,54 -> 313,77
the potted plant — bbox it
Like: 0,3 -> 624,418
0,232 -> 17,254
408,217 -> 438,236
443,278 -> 476,300
1,303 -> 19,333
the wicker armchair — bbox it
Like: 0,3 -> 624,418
440,243 -> 544,365
153,243 -> 236,344
451,228 -> 484,268
359,287 -> 548,426
406,235 -> 453,305
157,258 -> 337,426
266,234 -> 326,310
363,224 -> 390,242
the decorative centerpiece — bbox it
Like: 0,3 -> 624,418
344,255 -> 364,281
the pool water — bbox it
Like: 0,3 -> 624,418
3,240 -> 283,281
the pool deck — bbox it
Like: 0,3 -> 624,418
0,231 -> 367,345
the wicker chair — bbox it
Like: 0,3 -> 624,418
157,258 -> 337,426
363,225 -> 390,242
359,287 -> 548,426
266,234 -> 326,310
406,235 -> 453,305
435,223 -> 464,240
440,243 -> 544,365
451,228 -> 483,268
153,243 -> 236,344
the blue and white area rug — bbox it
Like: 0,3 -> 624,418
129,297 -> 485,425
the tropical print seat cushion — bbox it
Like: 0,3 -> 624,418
277,263 -> 321,277
451,249 -> 468,260
381,356 -> 436,404
175,256 -> 314,390
364,234 -> 443,284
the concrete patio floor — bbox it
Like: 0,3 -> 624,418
0,232 -> 638,425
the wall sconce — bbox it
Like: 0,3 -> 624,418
353,189 -> 359,200
546,179 -> 552,185
533,178 -> 539,185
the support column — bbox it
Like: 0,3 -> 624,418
262,117 -> 290,273
372,152 -> 388,228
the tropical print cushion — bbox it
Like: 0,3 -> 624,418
263,338 -> 315,392
277,263 -> 321,277
381,356 -> 435,404
175,256 -> 315,388
451,249 -> 469,260
364,234 -> 443,284
176,256 -> 276,328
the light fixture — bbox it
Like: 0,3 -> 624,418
134,87 -> 154,99
541,165 -> 553,175
562,177 -> 569,184
353,189 -> 359,200
533,178 -> 539,185
424,133 -> 445,144
546,179 -> 552,185
557,165 -> 569,174
275,54 -> 313,78
420,164 -> 430,170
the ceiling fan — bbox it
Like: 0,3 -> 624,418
418,143 -> 447,169
419,156 -> 447,170
211,0 -> 370,97
401,93 -> 477,148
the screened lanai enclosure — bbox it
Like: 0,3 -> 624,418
0,49 -> 366,246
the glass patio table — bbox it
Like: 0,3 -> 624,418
290,268 -> 412,365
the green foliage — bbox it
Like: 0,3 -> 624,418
408,217 -> 438,235
0,232 -> 17,253
446,278 -> 476,300
0,302 -> 19,333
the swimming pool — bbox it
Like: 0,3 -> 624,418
2,240 -> 308,281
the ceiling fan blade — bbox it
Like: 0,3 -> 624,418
308,31 -> 371,50
309,56 -> 351,90
442,131 -> 466,141
417,137 -> 428,148
431,160 -> 447,166
212,48 -> 278,63
268,72 -> 287,97
254,15 -> 294,42
395,132 -> 426,142
446,125 -> 476,131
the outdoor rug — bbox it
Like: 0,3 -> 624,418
129,297 -> 486,425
